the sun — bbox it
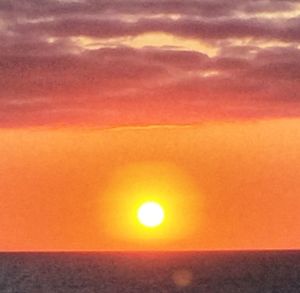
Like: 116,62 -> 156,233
137,201 -> 165,228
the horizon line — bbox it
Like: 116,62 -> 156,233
1,248 -> 300,253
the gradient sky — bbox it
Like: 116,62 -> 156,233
0,0 -> 300,250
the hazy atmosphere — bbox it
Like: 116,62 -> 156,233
1,0 -> 300,251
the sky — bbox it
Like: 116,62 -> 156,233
0,0 -> 300,250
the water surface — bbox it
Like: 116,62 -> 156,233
0,251 -> 300,292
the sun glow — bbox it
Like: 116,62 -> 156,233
137,201 -> 165,227
100,161 -> 200,247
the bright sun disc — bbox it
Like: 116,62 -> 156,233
137,202 -> 164,227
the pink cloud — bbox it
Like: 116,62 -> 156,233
0,0 -> 299,127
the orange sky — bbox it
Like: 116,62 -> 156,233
1,119 -> 300,251
1,1 -> 300,251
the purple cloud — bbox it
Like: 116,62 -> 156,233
0,0 -> 299,127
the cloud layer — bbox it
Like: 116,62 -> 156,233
0,0 -> 300,126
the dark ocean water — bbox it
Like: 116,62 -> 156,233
0,251 -> 300,292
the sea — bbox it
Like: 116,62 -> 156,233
0,251 -> 300,292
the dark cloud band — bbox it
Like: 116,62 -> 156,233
0,0 -> 299,127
